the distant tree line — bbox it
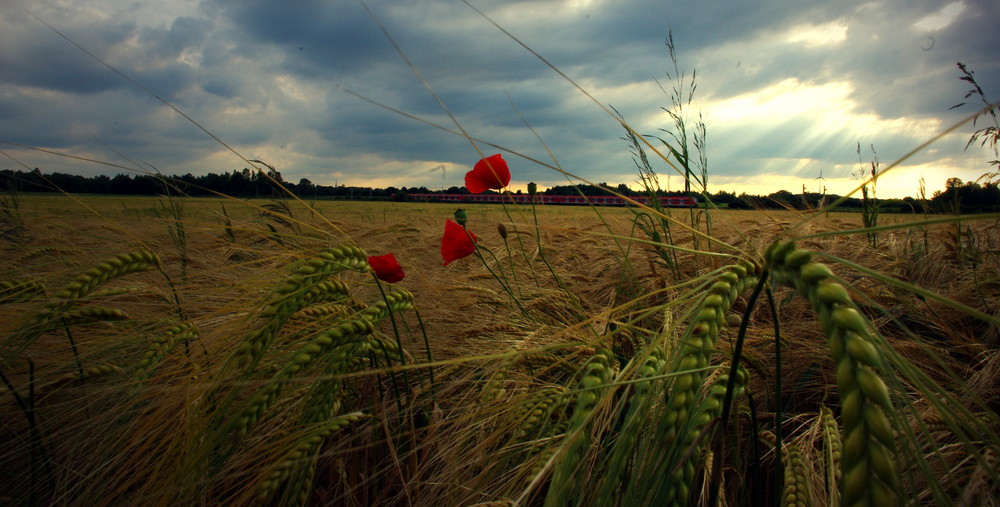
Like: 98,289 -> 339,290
2,169 -> 998,213
0,168 -> 411,200
721,178 -> 999,214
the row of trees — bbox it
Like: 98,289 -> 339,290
1,168 -> 408,200
725,178 -> 1000,214
3,169 -> 999,213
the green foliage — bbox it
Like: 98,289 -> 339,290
950,62 -> 1000,178
856,143 -> 880,247
0,172 -> 24,239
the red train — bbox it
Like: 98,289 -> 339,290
408,193 -> 698,207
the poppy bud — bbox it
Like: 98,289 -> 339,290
454,208 -> 468,226
527,181 -> 537,196
497,222 -> 508,239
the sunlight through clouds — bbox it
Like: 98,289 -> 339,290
707,78 -> 854,123
784,21 -> 848,47
913,2 -> 966,31
2,0 -> 996,197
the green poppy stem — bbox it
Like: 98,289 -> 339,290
464,226 -> 531,319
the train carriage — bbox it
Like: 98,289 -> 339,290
408,193 -> 698,207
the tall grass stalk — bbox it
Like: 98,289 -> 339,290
653,31 -> 710,245
856,143 -> 880,248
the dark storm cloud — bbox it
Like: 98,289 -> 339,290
0,10 -> 132,94
2,0 -> 998,196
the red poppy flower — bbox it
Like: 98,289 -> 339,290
465,154 -> 511,194
368,253 -> 406,283
441,219 -> 478,266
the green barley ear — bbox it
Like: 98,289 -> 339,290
479,368 -> 509,405
606,261 -> 760,506
230,246 -> 370,372
8,251 -> 159,357
820,405 -> 842,506
51,251 -> 161,303
54,306 -> 129,327
597,345 -> 667,499
544,347 -> 613,507
133,323 -> 199,382
17,306 -> 131,349
34,363 -> 124,396
522,418 -> 571,489
268,327 -> 400,504
782,441 -> 814,507
256,412 -> 368,505
768,241 -> 900,507
511,386 -> 571,442
228,318 -> 375,439
299,280 -> 353,307
661,364 -> 749,506
359,287 -> 415,324
657,263 -> 759,472
0,280 -> 46,304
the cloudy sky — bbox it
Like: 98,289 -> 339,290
2,0 -> 998,198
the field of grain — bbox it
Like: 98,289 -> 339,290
2,192 -> 998,505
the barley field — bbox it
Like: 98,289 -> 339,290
2,189 -> 999,506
